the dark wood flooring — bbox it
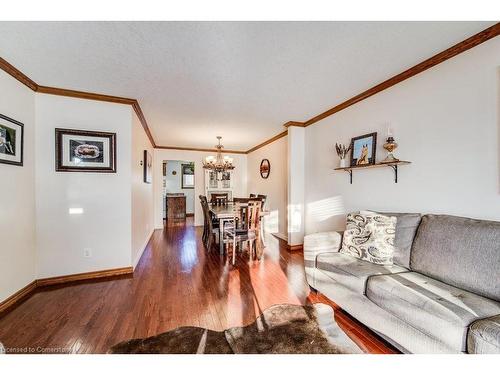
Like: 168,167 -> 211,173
0,218 -> 397,354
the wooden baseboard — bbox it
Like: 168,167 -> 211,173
287,244 -> 303,252
272,234 -> 302,252
37,267 -> 133,287
0,280 -> 38,316
0,267 -> 134,315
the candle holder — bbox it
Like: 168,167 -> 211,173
381,136 -> 399,163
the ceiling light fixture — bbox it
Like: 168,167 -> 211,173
203,136 -> 235,177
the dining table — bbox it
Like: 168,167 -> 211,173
209,202 -> 269,255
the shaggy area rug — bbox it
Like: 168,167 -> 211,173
108,303 -> 362,354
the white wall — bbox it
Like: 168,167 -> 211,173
154,149 -> 247,227
164,160 -> 195,214
35,94 -> 133,277
131,112 -> 154,268
0,71 -> 36,302
247,135 -> 288,238
305,37 -> 500,234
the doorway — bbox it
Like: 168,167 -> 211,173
162,160 -> 195,225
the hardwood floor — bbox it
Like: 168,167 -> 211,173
0,218 -> 397,354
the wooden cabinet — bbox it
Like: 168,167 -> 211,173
166,194 -> 186,219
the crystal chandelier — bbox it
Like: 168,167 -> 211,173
202,136 -> 235,175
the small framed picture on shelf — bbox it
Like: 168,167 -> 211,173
55,128 -> 117,172
0,114 -> 24,167
350,132 -> 377,167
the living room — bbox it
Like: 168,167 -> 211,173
0,1 -> 499,373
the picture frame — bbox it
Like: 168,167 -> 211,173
260,159 -> 271,179
181,163 -> 194,189
143,150 -> 152,183
55,128 -> 116,173
0,114 -> 24,167
349,132 -> 377,167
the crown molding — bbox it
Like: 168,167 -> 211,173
0,57 -> 156,148
301,23 -> 500,127
130,101 -> 156,147
283,121 -> 305,128
156,145 -> 247,154
0,56 -> 38,91
36,85 -> 136,105
246,130 -> 288,154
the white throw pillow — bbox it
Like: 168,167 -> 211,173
340,212 -> 397,265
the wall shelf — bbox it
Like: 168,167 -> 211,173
334,161 -> 411,184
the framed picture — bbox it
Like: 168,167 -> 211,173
0,114 -> 24,166
181,163 -> 194,189
350,132 -> 377,167
260,159 -> 270,179
55,128 -> 116,172
143,150 -> 153,183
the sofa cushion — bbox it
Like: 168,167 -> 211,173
363,211 -> 422,268
341,212 -> 397,265
467,315 -> 500,354
379,212 -> 421,268
366,272 -> 500,352
410,214 -> 500,301
315,252 -> 408,294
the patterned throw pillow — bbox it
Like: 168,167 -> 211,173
340,212 -> 397,265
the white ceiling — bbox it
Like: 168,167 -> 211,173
0,21 -> 494,150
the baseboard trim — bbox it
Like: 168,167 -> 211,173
133,229 -> 155,269
0,280 -> 38,316
271,232 -> 288,241
287,244 -> 303,252
37,267 -> 134,287
0,266 -> 134,315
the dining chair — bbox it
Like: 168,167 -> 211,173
210,193 -> 228,206
256,194 -> 267,209
199,195 -> 208,243
200,195 -> 218,251
233,197 -> 252,204
223,200 -> 262,265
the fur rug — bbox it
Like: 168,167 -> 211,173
108,303 -> 362,354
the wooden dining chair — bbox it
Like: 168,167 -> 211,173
256,194 -> 267,209
200,195 -> 218,251
210,193 -> 228,206
199,195 -> 208,243
233,197 -> 252,204
223,200 -> 262,265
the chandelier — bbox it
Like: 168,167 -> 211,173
202,136 -> 235,174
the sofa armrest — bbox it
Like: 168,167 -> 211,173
303,231 -> 342,267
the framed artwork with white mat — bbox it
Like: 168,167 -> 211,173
55,128 -> 116,173
0,114 -> 24,167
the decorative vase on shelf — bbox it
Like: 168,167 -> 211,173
335,143 -> 351,169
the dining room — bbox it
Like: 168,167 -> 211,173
151,133 -> 289,264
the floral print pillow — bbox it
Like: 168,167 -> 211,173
340,212 -> 397,265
